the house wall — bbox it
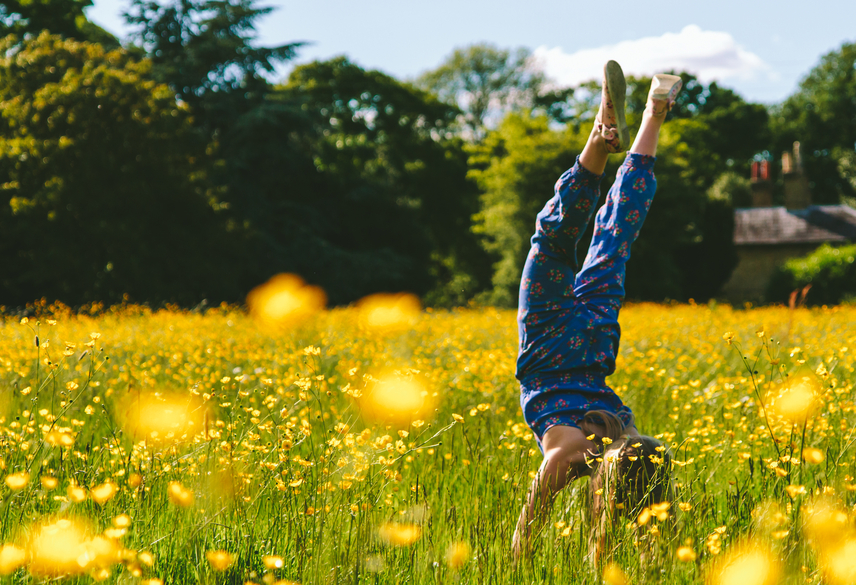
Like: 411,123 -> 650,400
720,244 -> 819,303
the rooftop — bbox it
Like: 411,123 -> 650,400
734,205 -> 856,245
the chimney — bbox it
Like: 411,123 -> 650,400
750,160 -> 773,207
783,141 -> 811,209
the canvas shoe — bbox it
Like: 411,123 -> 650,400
647,74 -> 683,117
595,60 -> 630,153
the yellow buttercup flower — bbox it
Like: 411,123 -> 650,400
360,372 -> 433,425
263,555 -> 284,569
803,447 -> 824,464
603,563 -> 629,585
378,522 -> 421,546
167,481 -> 195,507
822,539 -> 856,585
708,543 -> 780,585
40,476 -> 58,490
356,293 -> 421,333
118,392 -> 206,443
5,472 -> 29,491
247,273 -> 326,331
768,374 -> 819,423
27,518 -> 90,577
206,550 -> 234,571
67,484 -> 87,503
90,482 -> 118,505
445,541 -> 471,568
0,544 -> 26,575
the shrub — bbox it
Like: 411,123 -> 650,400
767,243 -> 856,305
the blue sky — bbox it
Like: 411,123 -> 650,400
88,0 -> 856,104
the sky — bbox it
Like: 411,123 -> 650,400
87,0 -> 856,105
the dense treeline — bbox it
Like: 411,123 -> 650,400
0,0 -> 854,307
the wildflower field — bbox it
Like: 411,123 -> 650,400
1,287 -> 855,584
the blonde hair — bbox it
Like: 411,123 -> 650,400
587,432 -> 672,564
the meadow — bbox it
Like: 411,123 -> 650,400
0,282 -> 855,584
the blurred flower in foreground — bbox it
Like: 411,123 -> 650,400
802,498 -> 851,551
768,373 -> 819,423
167,481 -> 194,507
356,293 -> 420,333
707,543 -> 780,585
677,546 -> 697,562
378,522 -> 421,546
5,472 -> 29,491
0,544 -> 26,575
78,535 -> 119,569
803,447 -> 825,464
247,274 -> 326,331
118,392 -> 205,443
445,542 -> 471,569
27,518 -> 90,577
206,550 -> 234,571
263,555 -> 284,569
821,539 -> 856,585
67,484 -> 87,503
45,430 -> 75,447
603,563 -> 629,585
360,372 -> 433,425
90,482 -> 118,505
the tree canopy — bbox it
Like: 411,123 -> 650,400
416,43 -> 546,139
0,0 -> 118,46
771,41 -> 856,203
0,33 -> 234,305
0,13 -> 852,308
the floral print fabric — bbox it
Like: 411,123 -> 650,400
516,153 -> 657,447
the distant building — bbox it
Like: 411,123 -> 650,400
720,142 -> 856,302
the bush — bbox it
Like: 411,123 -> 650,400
767,243 -> 856,305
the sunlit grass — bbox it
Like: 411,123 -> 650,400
0,295 -> 854,583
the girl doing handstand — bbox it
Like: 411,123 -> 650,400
512,61 -> 682,560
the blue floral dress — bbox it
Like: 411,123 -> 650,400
516,153 -> 657,448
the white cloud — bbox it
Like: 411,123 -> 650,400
533,25 -> 774,88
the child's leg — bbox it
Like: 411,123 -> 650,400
573,74 -> 681,307
572,153 -> 657,308
631,73 -> 683,156
516,62 -> 628,379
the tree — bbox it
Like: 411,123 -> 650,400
468,112 -> 588,306
125,0 -> 302,131
0,33 -> 236,306
0,0 -> 118,47
416,43 -> 545,139
263,57 -> 490,305
708,171 -> 752,208
771,41 -> 856,203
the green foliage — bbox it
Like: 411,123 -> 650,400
767,243 -> 856,305
771,41 -> 856,203
838,149 -> 856,199
415,43 -> 545,139
125,0 -> 302,123
468,112 -> 587,306
265,57 -> 490,305
708,171 -> 752,207
0,33 -> 235,305
648,79 -> 765,300
0,0 -> 118,46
